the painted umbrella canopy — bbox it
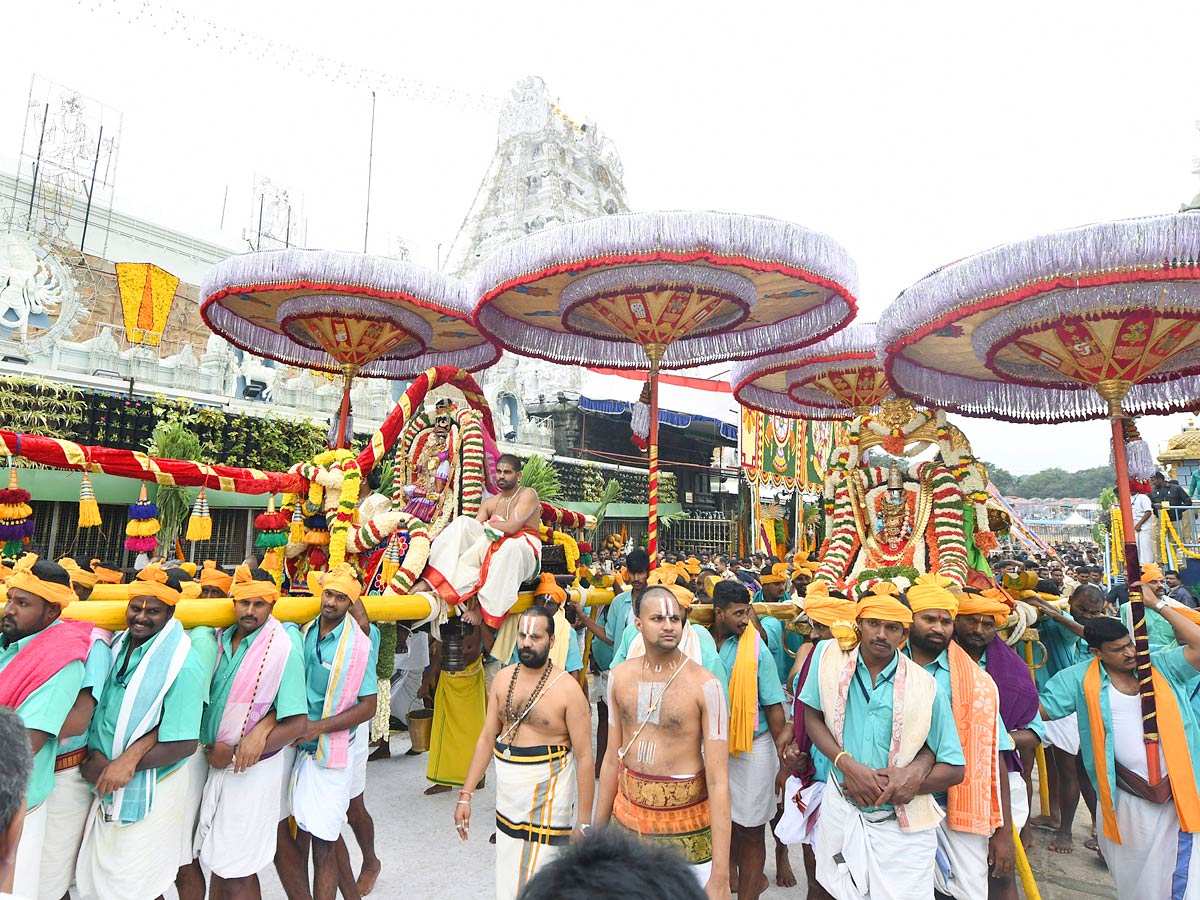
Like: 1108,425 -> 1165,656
472,210 -> 859,559
201,249 -> 499,379
879,212 -> 1200,423
879,209 -> 1200,783
731,321 -> 889,419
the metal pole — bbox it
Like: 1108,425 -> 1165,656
256,195 -> 264,251
79,125 -> 104,257
363,90 -> 376,253
219,185 -> 228,232
25,103 -> 49,230
285,204 -> 291,249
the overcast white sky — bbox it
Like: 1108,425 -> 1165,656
4,0 -> 1200,475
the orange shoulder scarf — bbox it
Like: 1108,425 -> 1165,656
1083,658 -> 1200,844
946,641 -> 1004,835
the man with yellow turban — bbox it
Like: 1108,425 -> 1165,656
755,562 -> 801,691
954,589 -> 1044,850
903,574 -> 1014,900
708,578 -> 787,900
190,564 -> 307,899
58,557 -> 98,601
76,563 -> 210,900
198,560 -> 233,599
38,561 -> 116,900
1040,580 -> 1200,899
0,554 -> 91,897
775,580 -> 858,898
282,564 -> 377,900
800,581 -> 965,900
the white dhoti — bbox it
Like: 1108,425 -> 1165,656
424,516 -> 540,627
13,801 -> 46,900
933,820 -> 989,900
729,731 -> 778,827
289,749 -> 354,842
815,777 -> 937,900
277,747 -> 297,821
75,766 -> 189,900
350,721 -> 370,797
390,633 -> 430,724
1043,712 -> 1081,756
194,751 -> 289,879
1137,525 -> 1157,567
494,743 -> 577,900
37,763 -> 95,900
1099,788 -> 1200,900
1008,770 -> 1029,832
775,775 -> 825,847
178,748 -> 208,866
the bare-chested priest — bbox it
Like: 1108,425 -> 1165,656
454,605 -> 594,900
596,584 -> 733,900
415,454 -> 542,630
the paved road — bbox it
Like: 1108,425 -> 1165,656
149,727 -> 1117,900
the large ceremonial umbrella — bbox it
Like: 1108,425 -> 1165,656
879,210 -> 1200,782
472,210 -> 858,561
201,250 -> 499,447
731,321 -> 889,419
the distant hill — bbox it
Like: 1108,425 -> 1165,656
982,462 -> 1114,501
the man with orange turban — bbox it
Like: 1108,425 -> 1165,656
190,565 -> 307,898
800,580 -> 965,900
198,560 -> 233,599
58,557 -> 98,602
76,563 -> 210,900
755,562 -> 800,691
954,589 -> 1044,845
903,574 -> 1014,900
0,554 -> 91,897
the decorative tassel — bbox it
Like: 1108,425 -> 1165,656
78,473 -> 102,528
0,466 -> 34,560
1111,417 -> 1157,483
380,532 -> 401,586
185,488 -> 212,541
254,496 -> 290,549
124,484 -> 160,552
289,500 -> 305,543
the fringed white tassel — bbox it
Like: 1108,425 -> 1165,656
1113,436 -> 1157,481
631,401 -> 650,451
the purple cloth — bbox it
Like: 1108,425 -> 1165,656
984,634 -> 1040,773
790,650 -> 817,786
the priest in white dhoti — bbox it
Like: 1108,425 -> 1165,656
416,454 -> 542,629
800,588 -> 966,900
192,566 -> 308,894
1041,590 -> 1200,900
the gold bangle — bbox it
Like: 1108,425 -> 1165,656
834,751 -> 851,772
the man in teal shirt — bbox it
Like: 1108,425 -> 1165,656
0,555 -> 88,897
1041,592 -> 1200,900
190,565 -> 307,897
76,564 -> 209,900
283,564 -> 377,900
709,579 -> 787,900
801,588 -> 964,900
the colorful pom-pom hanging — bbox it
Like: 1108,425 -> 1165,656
0,466 -> 34,560
78,473 -> 102,529
302,512 -> 330,546
289,500 -> 305,544
254,496 -> 290,549
124,484 -> 160,553
185,488 -> 212,542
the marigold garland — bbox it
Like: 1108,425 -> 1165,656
553,530 -> 580,572
1161,512 -> 1200,561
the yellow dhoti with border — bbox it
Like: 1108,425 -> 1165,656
425,656 -> 486,787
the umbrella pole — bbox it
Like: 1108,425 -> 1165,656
646,344 -> 664,567
1099,380 -> 1161,783
336,364 -> 359,450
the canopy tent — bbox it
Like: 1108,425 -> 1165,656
579,367 -> 740,441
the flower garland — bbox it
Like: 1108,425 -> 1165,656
1110,511 -> 1125,572
553,530 -> 580,572
1161,512 -> 1200,561
0,466 -> 34,559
